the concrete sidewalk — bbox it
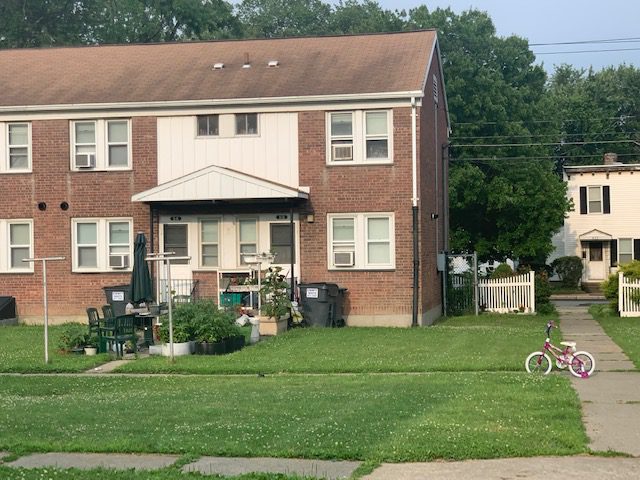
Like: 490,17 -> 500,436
558,304 -> 640,456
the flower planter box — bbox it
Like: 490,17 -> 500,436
150,341 -> 195,357
258,316 -> 288,336
195,341 -> 226,355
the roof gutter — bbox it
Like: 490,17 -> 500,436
0,90 -> 425,114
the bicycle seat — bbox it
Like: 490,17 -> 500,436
560,341 -> 576,348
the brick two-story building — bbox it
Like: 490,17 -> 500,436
0,31 -> 449,326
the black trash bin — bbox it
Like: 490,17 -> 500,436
299,283 -> 346,327
0,296 -> 17,325
103,285 -> 130,316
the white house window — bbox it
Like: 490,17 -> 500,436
328,213 -> 394,270
200,219 -> 219,267
365,111 -> 389,160
71,119 -> 131,170
197,115 -> 219,136
619,238 -> 633,265
588,186 -> 602,213
72,218 -> 132,272
8,123 -> 30,171
330,112 -> 354,162
327,110 -> 392,164
235,113 -> 258,135
238,219 -> 257,265
107,121 -> 129,167
3,221 -> 33,272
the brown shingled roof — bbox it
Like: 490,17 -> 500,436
0,31 -> 437,108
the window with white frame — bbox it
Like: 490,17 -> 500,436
197,115 -> 219,137
0,220 -> 33,272
238,219 -> 257,265
72,218 -> 132,272
328,213 -> 394,270
235,113 -> 258,135
327,110 -> 392,164
200,219 -> 219,267
1,122 -> 31,173
71,119 -> 131,170
619,238 -> 633,265
587,186 -> 602,213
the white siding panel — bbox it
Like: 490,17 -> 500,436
157,112 -> 299,188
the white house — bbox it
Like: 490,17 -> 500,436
551,153 -> 640,285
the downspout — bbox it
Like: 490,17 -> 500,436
411,97 -> 419,327
149,205 -> 155,285
290,206 -> 295,302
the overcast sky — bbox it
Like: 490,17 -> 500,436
374,0 -> 640,73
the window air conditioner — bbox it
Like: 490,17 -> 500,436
332,144 -> 353,161
75,153 -> 96,168
109,254 -> 130,269
333,251 -> 355,267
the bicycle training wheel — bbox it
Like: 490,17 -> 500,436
569,351 -> 596,378
525,352 -> 552,374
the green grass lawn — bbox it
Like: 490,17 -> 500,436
0,325 -> 110,373
590,304 -> 640,369
113,314 -> 552,374
0,373 -> 586,462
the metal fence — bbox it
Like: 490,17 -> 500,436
157,279 -> 200,304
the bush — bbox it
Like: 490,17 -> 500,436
57,323 -> 88,352
602,260 -> 640,312
158,300 -> 239,343
535,270 -> 552,307
490,263 -> 514,279
551,256 -> 583,288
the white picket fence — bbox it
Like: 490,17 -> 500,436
618,272 -> 640,317
477,271 -> 536,314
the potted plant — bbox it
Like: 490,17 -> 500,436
58,323 -> 89,354
84,333 -> 99,356
193,302 -> 243,355
157,304 -> 196,356
259,266 -> 291,336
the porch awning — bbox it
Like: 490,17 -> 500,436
579,229 -> 612,241
132,165 -> 309,203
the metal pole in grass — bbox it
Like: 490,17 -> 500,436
23,256 -> 65,364
146,252 -> 191,363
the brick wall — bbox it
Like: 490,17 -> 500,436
299,108 -> 421,326
0,117 -> 157,321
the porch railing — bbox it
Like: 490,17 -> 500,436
157,279 -> 200,304
619,272 -> 640,317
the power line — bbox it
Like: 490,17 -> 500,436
530,37 -> 640,46
452,115 -> 636,127
450,152 -> 640,162
454,130 -> 638,141
534,47 -> 640,55
451,139 -> 639,148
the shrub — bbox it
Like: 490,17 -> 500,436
535,270 -> 552,307
158,300 -> 240,343
602,260 -> 640,312
551,256 -> 583,288
57,323 -> 88,352
490,263 -> 514,279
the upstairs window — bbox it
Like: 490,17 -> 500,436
71,119 -> 131,170
197,115 -> 219,136
579,185 -> 610,215
1,122 -> 31,173
327,110 -> 392,164
235,113 -> 258,135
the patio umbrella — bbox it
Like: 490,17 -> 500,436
129,232 -> 154,304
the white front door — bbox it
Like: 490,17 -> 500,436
586,241 -> 606,281
160,224 -> 192,301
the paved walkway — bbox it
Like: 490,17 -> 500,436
558,304 -> 640,456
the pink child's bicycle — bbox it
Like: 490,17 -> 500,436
525,321 -> 596,378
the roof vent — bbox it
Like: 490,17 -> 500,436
213,63 -> 225,70
267,60 -> 279,68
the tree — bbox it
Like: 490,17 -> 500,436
329,0 -> 406,35
236,0 -> 332,38
409,7 -> 570,261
